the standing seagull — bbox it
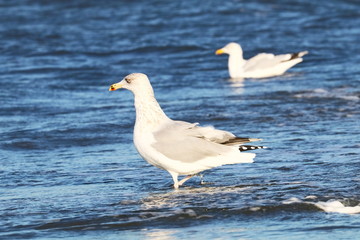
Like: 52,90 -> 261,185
109,73 -> 265,189
216,42 -> 308,79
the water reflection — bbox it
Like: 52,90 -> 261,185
143,229 -> 179,240
227,77 -> 245,94
140,184 -> 251,209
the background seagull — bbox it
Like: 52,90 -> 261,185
216,42 -> 308,79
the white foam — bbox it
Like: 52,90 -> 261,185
294,88 -> 360,101
282,197 -> 302,204
313,88 -> 327,93
283,197 -> 360,214
314,200 -> 360,214
304,195 -> 317,200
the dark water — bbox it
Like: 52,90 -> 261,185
1,0 -> 360,239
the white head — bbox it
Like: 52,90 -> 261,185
109,73 -> 154,96
215,42 -> 243,56
215,43 -> 245,78
109,73 -> 168,124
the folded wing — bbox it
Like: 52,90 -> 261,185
151,121 -> 262,163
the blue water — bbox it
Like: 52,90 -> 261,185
1,0 -> 360,239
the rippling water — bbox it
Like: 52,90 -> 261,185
1,0 -> 360,239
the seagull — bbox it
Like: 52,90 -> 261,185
109,73 -> 265,189
216,42 -> 308,79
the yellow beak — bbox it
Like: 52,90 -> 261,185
215,49 -> 225,55
109,82 -> 123,91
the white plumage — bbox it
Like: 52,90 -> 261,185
109,73 -> 264,189
216,42 -> 308,79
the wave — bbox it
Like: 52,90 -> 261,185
283,197 -> 360,214
294,88 -> 360,101
23,194 -> 359,233
1,122 -> 132,151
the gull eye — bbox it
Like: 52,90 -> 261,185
125,78 -> 131,84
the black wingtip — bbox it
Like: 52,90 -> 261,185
239,145 -> 267,152
287,51 -> 308,61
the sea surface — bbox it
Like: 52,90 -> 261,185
1,0 -> 360,239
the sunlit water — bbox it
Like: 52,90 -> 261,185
1,0 -> 360,239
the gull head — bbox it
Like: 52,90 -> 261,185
216,42 -> 243,56
109,73 -> 153,95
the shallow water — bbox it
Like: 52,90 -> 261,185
1,0 -> 360,239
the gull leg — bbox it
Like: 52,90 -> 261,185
198,174 -> 205,185
169,171 -> 179,189
179,175 -> 194,186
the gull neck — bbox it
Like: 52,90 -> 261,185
133,92 -> 169,130
228,50 -> 245,78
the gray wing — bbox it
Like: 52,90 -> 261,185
245,51 -> 308,72
151,121 -> 260,163
244,53 -> 283,72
